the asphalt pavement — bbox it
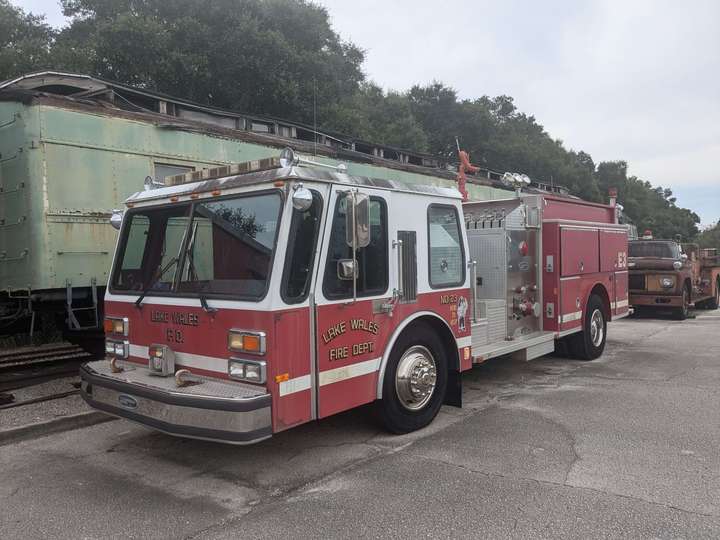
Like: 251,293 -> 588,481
2,310 -> 719,539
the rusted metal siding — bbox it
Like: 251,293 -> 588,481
1,101 -> 509,294
0,101 -> 40,292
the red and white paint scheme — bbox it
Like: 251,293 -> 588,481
81,152 -> 628,444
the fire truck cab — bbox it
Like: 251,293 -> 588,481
81,152 -> 628,444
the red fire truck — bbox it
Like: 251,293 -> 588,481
80,150 -> 628,444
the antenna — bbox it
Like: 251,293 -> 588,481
313,77 -> 318,157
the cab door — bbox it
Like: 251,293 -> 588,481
314,185 -> 394,418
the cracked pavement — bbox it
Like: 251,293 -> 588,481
2,311 -> 720,538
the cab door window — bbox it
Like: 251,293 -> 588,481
428,204 -> 465,288
323,194 -> 388,299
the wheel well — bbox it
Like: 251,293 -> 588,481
406,315 -> 460,371
590,284 -> 611,321
376,312 -> 463,403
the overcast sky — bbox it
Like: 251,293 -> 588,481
14,0 -> 720,226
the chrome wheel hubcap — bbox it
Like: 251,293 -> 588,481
395,345 -> 437,411
589,309 -> 604,347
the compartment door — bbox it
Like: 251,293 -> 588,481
561,228 -> 599,276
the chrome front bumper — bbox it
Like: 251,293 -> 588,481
629,293 -> 683,307
80,360 -> 272,445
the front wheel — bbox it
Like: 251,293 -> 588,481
673,286 -> 690,320
376,324 -> 448,434
568,294 -> 607,361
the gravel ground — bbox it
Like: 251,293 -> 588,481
0,376 -> 86,430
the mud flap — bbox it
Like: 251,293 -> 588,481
443,370 -> 462,408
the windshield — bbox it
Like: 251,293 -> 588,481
111,191 -> 282,300
629,241 -> 680,259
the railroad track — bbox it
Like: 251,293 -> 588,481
0,342 -> 93,370
0,342 -> 95,392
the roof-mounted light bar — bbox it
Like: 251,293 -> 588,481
161,148 -> 347,188
164,156 -> 283,187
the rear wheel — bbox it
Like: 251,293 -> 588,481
376,324 -> 448,434
674,286 -> 690,320
568,294 -> 607,361
707,280 -> 720,310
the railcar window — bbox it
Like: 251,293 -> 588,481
428,205 -> 465,288
282,191 -> 323,303
154,163 -> 194,183
323,195 -> 388,299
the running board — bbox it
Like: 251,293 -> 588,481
472,332 -> 556,363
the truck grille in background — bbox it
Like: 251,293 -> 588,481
629,274 -> 645,291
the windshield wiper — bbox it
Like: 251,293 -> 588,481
198,289 -> 217,314
182,223 -> 217,315
134,256 -> 180,309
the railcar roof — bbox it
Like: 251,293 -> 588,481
126,165 -> 462,205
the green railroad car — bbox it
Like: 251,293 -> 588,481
0,72 -> 514,342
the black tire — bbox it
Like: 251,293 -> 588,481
568,294 -> 607,361
375,323 -> 448,434
673,286 -> 690,320
707,281 -> 720,310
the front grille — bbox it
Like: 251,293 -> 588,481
629,274 -> 645,291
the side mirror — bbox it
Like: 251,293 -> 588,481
345,192 -> 370,249
681,253 -> 688,261
110,209 -> 123,230
337,259 -> 357,280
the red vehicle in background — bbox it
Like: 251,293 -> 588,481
80,150 -> 628,444
629,233 -> 720,319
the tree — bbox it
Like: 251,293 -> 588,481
0,0 -> 704,241
323,83 -> 429,151
52,0 -> 364,121
0,0 -> 55,81
698,222 -> 720,250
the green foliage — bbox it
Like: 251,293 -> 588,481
323,83 -> 429,151
0,0 -> 55,79
698,221 -> 720,250
324,81 -> 699,238
52,0 -> 364,122
0,0 -> 703,239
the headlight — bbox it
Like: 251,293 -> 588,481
147,344 -> 175,377
661,277 -> 675,289
228,330 -> 266,355
103,317 -> 128,336
105,339 -> 129,359
228,358 -> 267,384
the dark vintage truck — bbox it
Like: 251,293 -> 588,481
628,237 -> 720,319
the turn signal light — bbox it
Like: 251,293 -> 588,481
104,317 -> 128,336
228,330 -> 266,355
